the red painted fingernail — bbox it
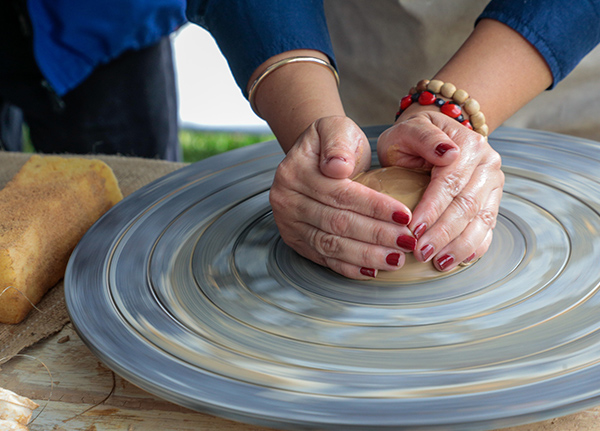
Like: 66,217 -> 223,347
360,267 -> 376,277
413,223 -> 427,239
437,254 -> 455,270
464,252 -> 476,263
421,244 -> 434,261
396,235 -> 417,251
392,211 -> 410,225
386,253 -> 401,266
435,143 -> 455,157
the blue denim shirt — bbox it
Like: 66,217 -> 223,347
480,0 -> 600,89
27,0 -> 600,97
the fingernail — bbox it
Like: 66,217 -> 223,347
396,235 -> 417,251
386,253 -> 401,266
413,223 -> 427,239
437,254 -> 455,270
435,143 -> 455,157
392,211 -> 410,225
421,244 -> 434,261
360,267 -> 377,277
464,252 -> 476,263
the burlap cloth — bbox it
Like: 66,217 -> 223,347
0,151 -> 187,363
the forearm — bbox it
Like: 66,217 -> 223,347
432,18 -> 553,132
246,49 -> 345,152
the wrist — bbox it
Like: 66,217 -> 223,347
247,50 -> 344,152
394,79 -> 489,138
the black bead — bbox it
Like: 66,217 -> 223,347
457,114 -> 465,122
411,92 -> 420,102
434,98 -> 445,107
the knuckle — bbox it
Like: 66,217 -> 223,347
313,231 -> 342,257
368,195 -> 390,220
326,210 -> 351,237
268,187 -> 294,214
453,192 -> 480,218
477,208 -> 497,229
273,164 -> 297,190
497,168 -> 506,187
371,224 -> 389,246
359,247 -> 372,266
330,184 -> 355,207
441,172 -> 463,198
268,187 -> 284,209
435,223 -> 453,247
489,150 -> 502,168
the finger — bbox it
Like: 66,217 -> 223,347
316,117 -> 372,179
411,148 -> 502,249
377,113 -> 461,169
461,229 -> 494,266
426,186 -> 502,271
273,165 -> 416,227
274,121 -> 415,226
414,161 -> 503,255
321,257 -> 381,280
292,196 -> 418,252
283,220 -> 408,274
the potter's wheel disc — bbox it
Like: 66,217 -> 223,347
65,127 -> 600,430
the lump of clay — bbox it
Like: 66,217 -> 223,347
353,166 -> 430,211
354,166 -> 451,282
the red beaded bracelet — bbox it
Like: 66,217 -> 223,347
395,79 -> 489,137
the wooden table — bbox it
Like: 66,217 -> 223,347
1,323 -> 599,431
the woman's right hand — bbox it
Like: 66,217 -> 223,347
269,116 -> 420,279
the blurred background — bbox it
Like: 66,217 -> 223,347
172,24 -> 275,163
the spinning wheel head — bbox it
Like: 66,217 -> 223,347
66,127 -> 600,430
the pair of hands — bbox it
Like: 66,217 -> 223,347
269,112 -> 504,279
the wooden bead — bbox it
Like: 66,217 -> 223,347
440,82 -> 456,98
463,98 -> 480,116
427,79 -> 444,94
475,124 -> 489,137
470,111 -> 486,129
409,87 -> 417,95
452,89 -> 469,104
416,79 -> 430,92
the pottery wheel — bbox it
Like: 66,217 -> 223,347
65,126 -> 600,430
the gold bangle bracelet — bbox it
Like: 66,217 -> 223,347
247,56 -> 340,118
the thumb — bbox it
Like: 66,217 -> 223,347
377,112 -> 461,168
315,116 -> 371,179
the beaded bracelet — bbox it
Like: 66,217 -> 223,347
395,79 -> 489,137
248,56 -> 340,118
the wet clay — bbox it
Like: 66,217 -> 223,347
354,167 -> 451,282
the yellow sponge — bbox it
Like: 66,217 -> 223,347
0,155 -> 122,324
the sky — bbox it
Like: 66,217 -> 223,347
172,24 -> 270,133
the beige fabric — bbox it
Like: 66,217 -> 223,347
324,0 -> 600,141
0,152 -> 186,363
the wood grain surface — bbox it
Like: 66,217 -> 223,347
1,325 -> 600,431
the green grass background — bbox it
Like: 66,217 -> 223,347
179,129 -> 275,163
22,128 -> 275,163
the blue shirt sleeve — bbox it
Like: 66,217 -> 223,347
479,0 -> 600,88
186,0 -> 336,97
28,0 -> 186,96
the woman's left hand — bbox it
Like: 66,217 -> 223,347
377,110 -> 504,271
